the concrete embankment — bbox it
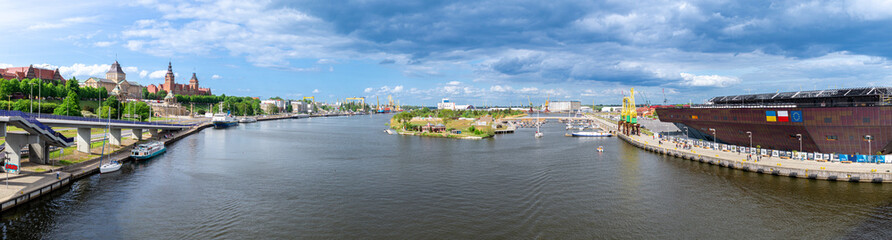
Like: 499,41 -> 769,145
593,117 -> 892,183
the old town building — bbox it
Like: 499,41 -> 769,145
0,65 -> 66,83
83,61 -> 143,99
146,62 -> 212,96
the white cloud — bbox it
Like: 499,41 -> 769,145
58,64 -> 109,78
392,85 -> 404,93
149,70 -> 168,79
27,16 -> 98,30
490,85 -> 513,92
446,81 -> 461,85
93,41 -> 116,47
0,63 -> 12,68
679,73 -> 740,87
211,74 -> 222,79
139,70 -> 148,78
312,89 -> 320,93
123,1 -> 356,68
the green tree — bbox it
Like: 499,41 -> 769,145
53,91 -> 82,116
101,96 -> 121,119
285,103 -> 293,113
13,99 -> 30,112
98,106 -> 117,119
123,101 -> 151,121
66,77 -> 79,94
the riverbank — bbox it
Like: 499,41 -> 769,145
593,116 -> 892,183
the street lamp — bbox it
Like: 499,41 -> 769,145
746,131 -> 752,156
796,134 -> 802,160
709,128 -> 716,150
28,81 -> 36,114
866,135 -> 873,156
683,126 -> 689,138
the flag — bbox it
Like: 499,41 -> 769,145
765,111 -> 776,122
5,164 -> 17,171
790,111 -> 803,122
778,111 -> 789,122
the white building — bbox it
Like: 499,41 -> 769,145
438,98 -> 456,110
261,99 -> 287,110
291,101 -> 309,113
547,101 -> 581,112
601,106 -> 622,112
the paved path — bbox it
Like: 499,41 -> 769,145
593,116 -> 892,181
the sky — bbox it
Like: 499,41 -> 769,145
2,0 -> 892,106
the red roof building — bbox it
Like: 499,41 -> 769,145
145,62 -> 212,96
0,65 -> 66,83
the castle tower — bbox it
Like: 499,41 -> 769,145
165,61 -> 175,93
189,73 -> 199,90
107,60 -> 126,83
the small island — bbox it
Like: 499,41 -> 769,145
390,108 -> 525,139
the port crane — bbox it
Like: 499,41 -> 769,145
346,97 -> 366,111
618,88 -> 640,135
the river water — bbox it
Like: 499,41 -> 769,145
1,114 -> 890,239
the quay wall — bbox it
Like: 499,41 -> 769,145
616,134 -> 892,183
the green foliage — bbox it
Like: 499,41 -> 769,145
13,99 -> 29,111
101,96 -> 122,119
98,106 -> 117,119
53,91 -> 82,116
285,103 -> 293,113
123,101 -> 152,121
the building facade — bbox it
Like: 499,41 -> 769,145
83,61 -> 143,99
0,65 -> 66,83
548,101 -> 581,112
146,62 -> 212,96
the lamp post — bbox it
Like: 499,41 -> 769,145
28,81 -> 35,114
866,135 -> 872,156
746,131 -> 752,156
683,126 -> 689,139
709,128 -> 716,150
796,134 -> 802,160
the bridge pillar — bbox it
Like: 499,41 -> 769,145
4,133 -> 37,174
132,129 -> 143,141
0,123 -> 5,137
109,128 -> 122,146
28,138 -> 49,165
76,128 -> 91,153
149,129 -> 159,139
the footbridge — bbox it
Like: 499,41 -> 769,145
0,111 -> 195,173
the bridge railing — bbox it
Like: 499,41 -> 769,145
18,111 -> 195,127
0,110 -> 74,143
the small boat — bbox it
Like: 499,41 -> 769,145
571,131 -> 613,137
212,104 -> 239,128
597,146 -> 604,152
100,161 -> 122,173
238,117 -> 257,123
99,106 -> 121,173
384,129 -> 396,135
535,111 -> 544,138
131,141 -> 167,160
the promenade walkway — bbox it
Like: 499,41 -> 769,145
593,116 -> 892,182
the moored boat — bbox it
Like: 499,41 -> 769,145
571,131 -> 613,137
213,113 -> 239,128
131,141 -> 167,160
239,117 -> 257,123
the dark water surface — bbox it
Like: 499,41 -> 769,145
1,114 -> 890,239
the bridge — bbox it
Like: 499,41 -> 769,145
0,110 -> 194,173
502,116 -> 592,121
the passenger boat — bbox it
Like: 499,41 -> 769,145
597,146 -> 604,152
571,131 -> 613,137
212,113 -> 239,128
131,141 -> 167,160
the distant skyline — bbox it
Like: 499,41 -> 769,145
2,0 -> 892,105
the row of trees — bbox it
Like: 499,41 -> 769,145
0,77 -> 110,101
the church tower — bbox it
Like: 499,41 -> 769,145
107,60 -> 126,83
165,61 -> 175,93
189,73 -> 199,90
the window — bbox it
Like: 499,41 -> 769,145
863,117 -> 870,123
691,115 -> 698,119
722,116 -> 728,120
733,117 -> 737,121
824,117 -> 831,123
826,135 -> 837,141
